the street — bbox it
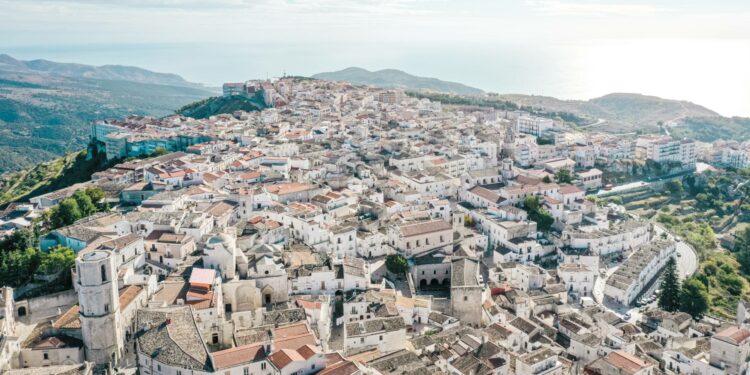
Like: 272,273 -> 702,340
592,223 -> 699,324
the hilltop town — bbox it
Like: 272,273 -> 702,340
1,77 -> 749,375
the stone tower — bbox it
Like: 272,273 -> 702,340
501,158 -> 516,181
76,250 -> 123,365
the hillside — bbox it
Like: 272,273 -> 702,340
0,54 -> 205,88
0,148 -> 109,208
496,93 -> 719,134
312,67 -> 484,96
177,93 -> 268,119
0,54 -> 216,173
671,116 -> 750,142
313,66 -> 731,136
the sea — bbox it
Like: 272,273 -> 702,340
4,38 -> 749,117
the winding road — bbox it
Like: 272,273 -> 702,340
591,222 -> 698,323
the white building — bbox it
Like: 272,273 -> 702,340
344,316 -> 406,354
516,116 -> 555,137
604,240 -> 676,306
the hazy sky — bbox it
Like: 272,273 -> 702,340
2,0 -> 750,116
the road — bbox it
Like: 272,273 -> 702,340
653,224 -> 698,280
592,222 -> 698,324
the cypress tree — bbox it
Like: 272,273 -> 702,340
658,257 -> 681,311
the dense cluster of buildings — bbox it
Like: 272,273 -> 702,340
2,78 -> 745,375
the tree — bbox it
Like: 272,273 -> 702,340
531,210 -> 555,231
50,198 -> 82,228
84,187 -> 106,205
524,196 -> 540,212
150,146 -> 168,157
542,176 -> 552,183
385,254 -> 408,275
680,278 -> 709,320
464,215 -> 474,228
524,196 -> 555,231
0,227 -> 38,252
666,180 -> 683,196
658,257 -> 681,312
735,228 -> 750,275
0,248 -> 41,287
72,190 -> 97,217
555,168 -> 573,184
38,246 -> 76,275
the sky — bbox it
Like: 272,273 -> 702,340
2,0 -> 750,116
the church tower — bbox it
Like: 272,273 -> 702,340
76,250 -> 123,365
501,158 -> 516,181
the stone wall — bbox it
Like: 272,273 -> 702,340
15,289 -> 77,319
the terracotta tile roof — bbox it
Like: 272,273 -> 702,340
558,184 -> 583,194
296,299 -> 322,310
469,186 -> 504,204
319,360 -> 360,375
399,219 -> 452,237
605,351 -> 650,374
119,285 -> 143,310
715,326 -> 750,345
324,352 -> 345,366
52,305 -> 80,330
273,322 -> 310,339
266,182 -> 314,196
297,344 -> 320,359
269,348 -> 305,369
212,343 -> 266,369
274,333 -> 317,351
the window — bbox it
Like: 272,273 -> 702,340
157,364 -> 161,371
361,338 -> 365,343
379,335 -> 383,341
244,368 -> 249,375
261,362 -> 267,370
101,265 -> 107,282
177,372 -> 182,375
104,304 -> 109,313
43,353 -> 49,360
464,296 -> 468,301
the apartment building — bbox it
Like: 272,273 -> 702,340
604,240 -> 676,306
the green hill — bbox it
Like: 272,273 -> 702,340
495,93 -> 719,134
671,116 -> 750,142
0,54 -> 216,173
177,93 -> 268,119
0,148 -> 110,208
312,67 -> 484,96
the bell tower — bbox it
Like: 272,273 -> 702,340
76,250 -> 123,365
